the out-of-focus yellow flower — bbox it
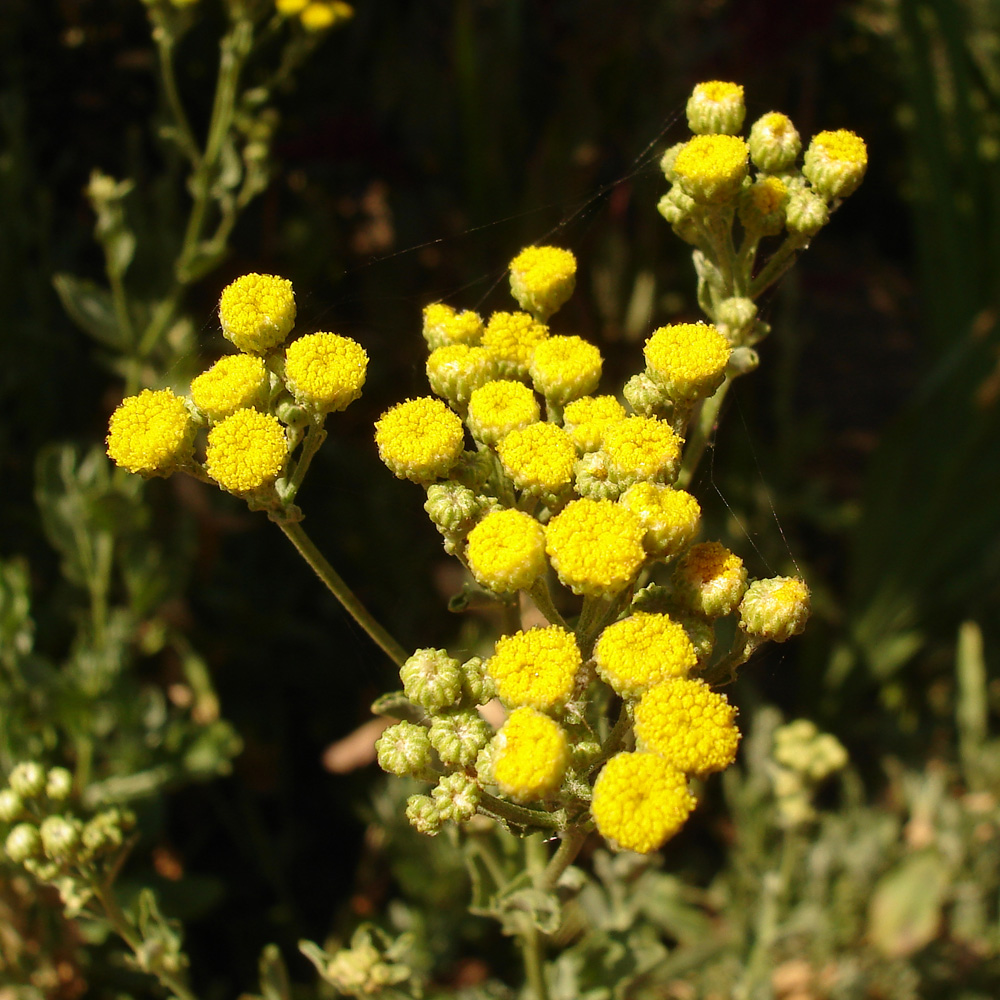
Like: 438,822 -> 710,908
106,389 -> 195,477
486,626 -> 581,710
375,397 -> 465,483
492,707 -> 569,801
219,273 -> 296,354
593,612 -> 696,697
591,752 -> 695,854
205,409 -> 288,494
748,112 -> 801,173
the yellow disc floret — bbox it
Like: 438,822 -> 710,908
375,397 -> 465,482
422,303 -> 484,351
426,344 -> 497,408
591,752 -> 696,854
205,409 -> 288,494
686,80 -> 745,135
673,134 -> 749,205
497,422 -> 576,497
634,678 -> 741,775
466,379 -> 540,446
594,612 -> 697,698
284,332 -> 368,413
218,273 -> 296,354
106,389 -> 195,477
545,498 -> 645,596
190,355 -> 268,421
602,415 -> 682,486
619,482 -> 701,559
644,323 -> 731,401
481,311 -> 549,379
492,707 -> 569,801
562,395 -> 627,453
674,541 -> 748,617
466,508 -> 547,593
802,129 -> 868,200
508,245 -> 577,321
529,335 -> 603,406
486,626 -> 581,710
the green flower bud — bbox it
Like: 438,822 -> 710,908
738,176 -> 789,239
739,576 -> 810,642
748,112 -> 802,172
424,483 -> 482,535
375,721 -> 433,777
450,449 -> 494,491
773,719 -> 848,783
802,129 -> 868,200
39,815 -> 82,863
659,142 -> 686,181
428,710 -> 492,768
9,762 -> 46,799
4,822 -> 41,864
460,656 -> 495,706
574,452 -> 623,502
404,794 -> 444,836
686,81 -> 746,136
727,346 -> 760,376
715,296 -> 759,343
623,372 -> 669,417
569,740 -> 602,771
399,648 -> 463,712
45,767 -> 73,802
431,772 -> 481,824
0,788 -> 25,823
675,613 -> 716,667
81,809 -> 127,857
656,186 -> 697,226
786,188 -> 829,237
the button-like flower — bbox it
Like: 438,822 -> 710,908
739,576 -> 810,642
673,541 -> 748,617
508,245 -> 577,321
545,498 -> 645,596
619,482 -> 701,559
466,508 -> 547,593
644,322 -> 731,401
191,355 -> 269,421
422,303 -> 484,351
219,273 -> 296,354
562,395 -> 626,453
106,389 -> 196,477
466,379 -> 540,446
686,80 -> 745,136
593,612 -> 696,697
497,422 -> 577,497
602,415 -> 682,486
673,134 -> 749,205
375,397 -> 465,482
428,710 -> 493,768
426,344 -> 497,408
376,721 -> 433,778
748,111 -> 802,173
634,677 -> 741,775
591,752 -> 696,854
486,626 -> 581,710
205,408 -> 288,494
284,332 -> 368,413
803,129 -> 868,200
481,311 -> 549,379
399,648 -> 463,712
529,335 -> 603,406
492,707 -> 569,802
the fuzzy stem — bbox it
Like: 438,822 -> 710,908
676,377 -> 732,490
542,826 -> 588,891
528,578 -> 567,630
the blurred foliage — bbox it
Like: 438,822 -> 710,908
0,0 -> 998,997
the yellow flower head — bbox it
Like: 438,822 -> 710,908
594,612 -> 697,698
466,508 -> 547,593
562,395 -> 626,453
492,707 -> 569,801
218,273 -> 296,354
619,482 -> 701,559
803,129 -> 868,200
591,751 -> 695,854
748,111 -> 802,172
739,576 -> 810,642
673,134 -> 749,205
284,332 -> 368,413
529,335 -> 603,406
299,1 -> 353,30
545,498 -> 645,597
422,303 -> 484,351
487,626 -> 581,710
740,176 -> 789,238
375,397 -> 465,483
634,677 -> 741,775
205,409 -> 287,494
191,355 -> 269,421
466,379 -> 540,446
106,389 -> 195,477
602,415 -> 682,486
497,422 -> 576,497
674,541 -> 748,617
686,80 -> 745,135
426,344 -> 498,408
644,322 -> 731,402
508,245 -> 577,321
275,0 -> 309,12
481,311 -> 549,379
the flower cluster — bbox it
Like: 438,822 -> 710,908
107,274 -> 368,512
274,0 -> 354,32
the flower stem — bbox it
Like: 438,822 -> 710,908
521,834 -> 552,1000
542,826 -> 588,891
676,377 -> 732,490
277,520 -> 409,668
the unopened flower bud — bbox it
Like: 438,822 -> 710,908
686,81 -> 746,136
39,815 -> 82,863
399,648 -> 463,712
4,823 -> 42,864
656,186 -> 697,227
659,142 -> 686,181
9,762 -> 46,799
574,451 -> 623,501
431,772 -> 481,824
0,789 -> 24,823
715,297 -> 758,341
802,129 -> 868,200
738,176 -> 789,238
428,710 -> 492,768
748,112 -> 802,172
424,483 -> 481,535
739,576 -> 810,642
623,372 -> 668,416
674,541 -> 748,618
405,794 -> 444,836
460,656 -> 495,706
46,768 -> 73,802
727,347 -> 759,376
786,188 -> 829,237
426,344 -> 498,408
376,720 -> 434,777
81,809 -> 126,857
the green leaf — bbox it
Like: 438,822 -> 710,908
53,272 -> 125,348
868,849 -> 950,957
